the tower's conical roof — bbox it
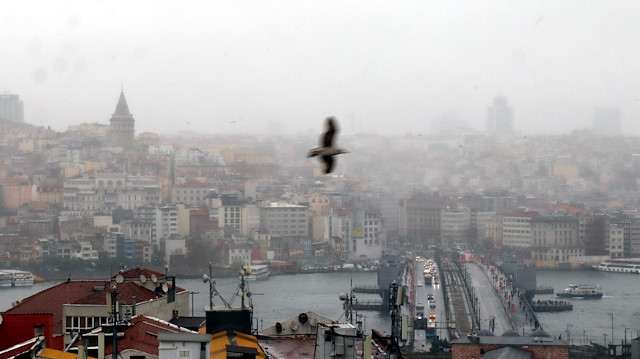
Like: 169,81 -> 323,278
114,90 -> 131,116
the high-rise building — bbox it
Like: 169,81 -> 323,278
486,96 -> 513,134
0,93 -> 24,123
592,107 -> 621,136
109,90 -> 135,146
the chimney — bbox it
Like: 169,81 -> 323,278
132,296 -> 136,316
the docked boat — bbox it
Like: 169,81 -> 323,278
245,264 -> 270,280
593,258 -> 640,274
556,284 -> 603,299
0,270 -> 35,287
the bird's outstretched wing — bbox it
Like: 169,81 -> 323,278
322,117 -> 337,147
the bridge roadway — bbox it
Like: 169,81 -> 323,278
466,262 -> 513,335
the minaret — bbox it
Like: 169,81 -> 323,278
109,90 -> 135,147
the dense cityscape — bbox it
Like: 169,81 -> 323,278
1,90 -> 639,358
0,92 -> 637,274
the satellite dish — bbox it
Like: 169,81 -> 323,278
202,274 -> 209,283
151,274 -> 157,283
298,313 -> 308,324
140,274 -> 147,283
116,274 -> 124,284
275,322 -> 282,333
290,321 -> 299,331
162,283 -> 168,293
0,314 -> 3,326
246,291 -> 252,297
309,318 -> 317,327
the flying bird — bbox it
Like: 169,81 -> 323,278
307,117 -> 349,174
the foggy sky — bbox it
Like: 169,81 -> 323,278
2,0 -> 640,137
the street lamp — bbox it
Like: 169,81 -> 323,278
609,313 -> 614,345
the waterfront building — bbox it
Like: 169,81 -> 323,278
108,90 -> 135,147
609,215 -> 640,257
579,214 -> 609,256
609,223 -> 625,258
531,215 -> 583,268
502,212 -> 538,248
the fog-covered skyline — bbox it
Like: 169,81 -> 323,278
2,0 -> 640,136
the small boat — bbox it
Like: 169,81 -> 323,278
556,284 -> 603,299
245,264 -> 270,280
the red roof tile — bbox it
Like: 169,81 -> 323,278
73,282 -> 160,305
5,281 -> 103,334
104,316 -> 193,356
115,268 -> 166,281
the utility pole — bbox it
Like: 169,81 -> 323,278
609,313 -> 614,345
110,290 -> 118,359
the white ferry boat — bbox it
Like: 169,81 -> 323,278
245,264 -> 271,280
0,269 -> 35,287
556,284 -> 603,299
593,258 -> 640,274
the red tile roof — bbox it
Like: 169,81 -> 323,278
72,282 -> 160,305
104,316 -> 193,356
5,281 -> 103,334
115,268 -> 166,281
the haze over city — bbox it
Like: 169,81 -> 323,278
2,0 -> 640,136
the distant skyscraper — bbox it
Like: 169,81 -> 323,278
109,90 -> 135,147
592,107 -> 621,136
0,93 -> 24,123
486,96 -> 513,134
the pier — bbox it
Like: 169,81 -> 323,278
352,300 -> 382,310
531,299 -> 573,312
353,285 -> 379,294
